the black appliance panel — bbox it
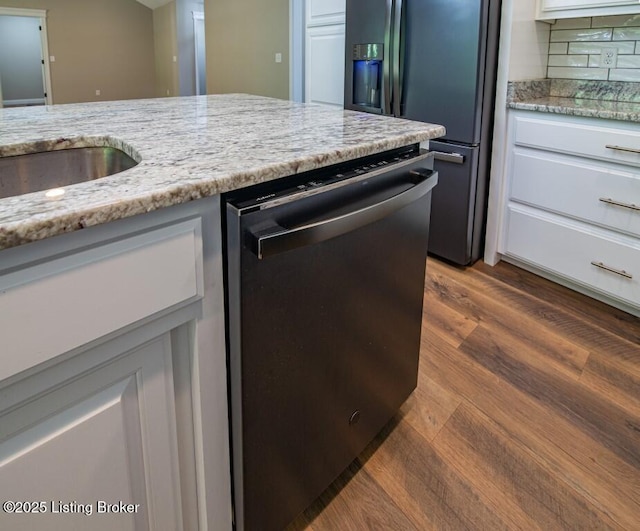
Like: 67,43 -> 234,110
225,150 -> 437,530
344,0 -> 391,114
428,140 -> 480,265
401,0 -> 486,144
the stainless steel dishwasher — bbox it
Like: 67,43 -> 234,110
223,145 -> 437,531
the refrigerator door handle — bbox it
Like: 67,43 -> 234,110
250,169 -> 438,259
392,0 -> 404,117
431,151 -> 466,165
383,0 -> 393,114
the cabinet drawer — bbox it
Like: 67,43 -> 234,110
0,219 -> 203,381
505,207 -> 640,308
514,116 -> 640,167
511,150 -> 640,237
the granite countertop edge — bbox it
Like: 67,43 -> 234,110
506,79 -> 640,122
0,94 -> 445,252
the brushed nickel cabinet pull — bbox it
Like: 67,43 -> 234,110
605,144 -> 640,155
590,261 -> 633,279
599,197 -> 640,212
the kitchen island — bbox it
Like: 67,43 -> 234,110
0,95 -> 444,530
0,94 -> 444,250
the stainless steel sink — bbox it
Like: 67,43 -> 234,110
0,146 -> 139,199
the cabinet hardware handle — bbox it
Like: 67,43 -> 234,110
431,151 -> 465,164
599,197 -> 640,212
605,144 -> 640,155
590,261 -> 633,279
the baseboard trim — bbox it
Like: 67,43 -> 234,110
3,98 -> 46,107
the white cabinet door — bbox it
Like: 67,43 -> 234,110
543,0 -> 639,8
505,206 -> 640,308
537,0 -> 640,19
305,24 -> 345,106
0,218 -> 203,382
306,0 -> 346,25
510,149 -> 640,238
0,333 -> 183,531
304,0 -> 345,107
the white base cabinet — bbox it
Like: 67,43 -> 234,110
0,197 -> 232,530
492,110 -> 640,317
0,333 -> 181,531
506,205 -> 640,309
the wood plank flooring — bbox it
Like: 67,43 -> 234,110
287,257 -> 640,531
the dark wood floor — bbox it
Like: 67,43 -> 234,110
287,257 -> 640,530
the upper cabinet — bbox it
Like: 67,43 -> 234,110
304,0 -> 346,107
536,0 -> 640,20
306,0 -> 346,26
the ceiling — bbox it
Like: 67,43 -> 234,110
136,0 -> 173,9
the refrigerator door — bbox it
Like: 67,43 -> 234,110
400,0 -> 489,144
344,0 -> 393,114
428,140 -> 482,265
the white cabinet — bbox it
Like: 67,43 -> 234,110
304,0 -> 345,107
306,0 -> 345,25
305,24 -> 346,106
0,333 -> 181,530
495,110 -> 640,316
536,0 -> 640,20
0,219 -> 203,381
0,197 -> 232,530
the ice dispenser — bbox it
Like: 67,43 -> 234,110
351,44 -> 383,110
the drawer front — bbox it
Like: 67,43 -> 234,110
505,206 -> 640,308
0,219 -> 203,381
511,150 -> 640,237
514,116 -> 640,168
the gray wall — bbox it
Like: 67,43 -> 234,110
0,15 -> 44,103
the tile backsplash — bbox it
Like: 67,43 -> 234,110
547,15 -> 640,82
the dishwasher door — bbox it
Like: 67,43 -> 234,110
225,156 -> 437,531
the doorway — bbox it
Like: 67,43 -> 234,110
0,7 -> 52,107
193,11 -> 206,95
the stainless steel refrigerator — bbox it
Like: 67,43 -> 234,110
345,0 -> 501,265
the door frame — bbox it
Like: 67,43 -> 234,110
0,7 -> 53,105
289,0 -> 305,102
192,11 -> 206,96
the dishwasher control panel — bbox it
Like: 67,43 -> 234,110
227,144 -> 428,211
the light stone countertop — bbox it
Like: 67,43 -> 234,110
0,94 -> 445,251
507,79 -> 640,122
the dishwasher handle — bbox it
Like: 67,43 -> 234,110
250,168 -> 438,259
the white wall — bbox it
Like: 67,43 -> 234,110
0,15 -> 44,103
484,0 -> 551,265
509,0 -> 550,81
547,15 -> 640,82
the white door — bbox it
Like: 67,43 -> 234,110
304,0 -> 346,106
193,11 -> 206,95
0,15 -> 45,107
